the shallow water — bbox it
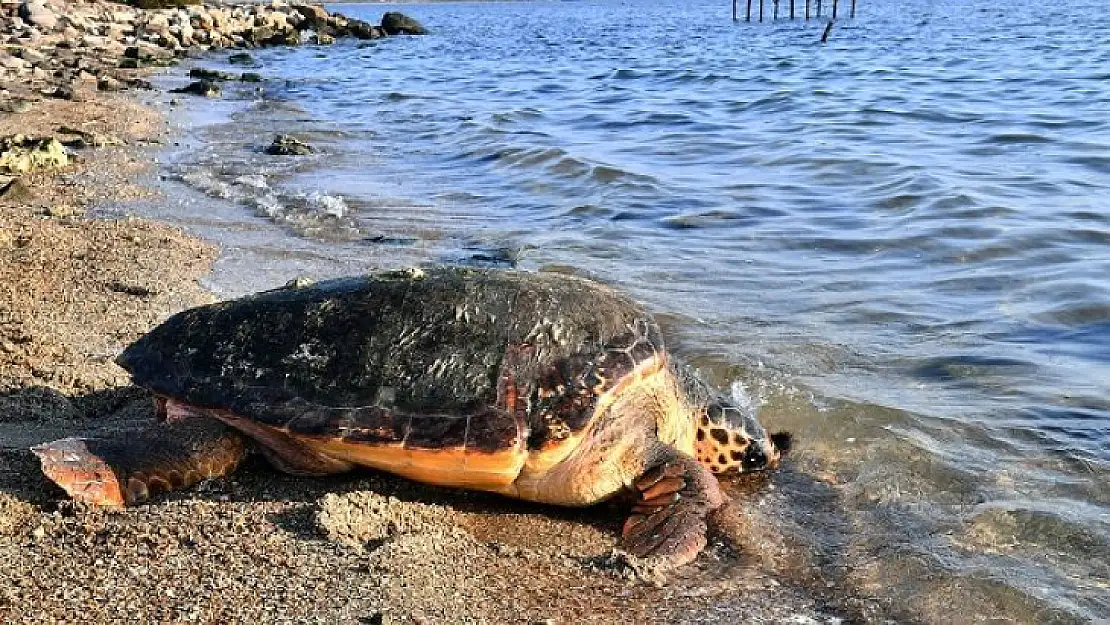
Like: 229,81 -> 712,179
130,0 -> 1109,621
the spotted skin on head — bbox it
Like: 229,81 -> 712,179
693,413 -> 753,474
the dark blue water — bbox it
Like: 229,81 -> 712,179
145,0 -> 1110,620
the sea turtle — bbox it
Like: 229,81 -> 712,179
32,267 -> 790,566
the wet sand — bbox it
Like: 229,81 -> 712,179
0,12 -> 874,625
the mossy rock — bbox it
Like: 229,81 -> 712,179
0,136 -> 68,174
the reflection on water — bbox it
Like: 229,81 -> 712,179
144,0 -> 1110,621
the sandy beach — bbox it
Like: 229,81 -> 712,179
0,3 -> 876,623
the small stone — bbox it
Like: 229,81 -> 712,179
16,48 -> 46,66
144,14 -> 170,34
0,177 -> 33,202
227,52 -> 254,65
0,101 -> 33,114
170,79 -> 220,97
44,204 -> 82,218
97,76 -> 123,93
189,67 -> 234,81
0,54 -> 29,71
57,126 -> 124,149
265,134 -> 314,156
239,72 -> 262,83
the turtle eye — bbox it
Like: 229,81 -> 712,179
740,444 -> 768,472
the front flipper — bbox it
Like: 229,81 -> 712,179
621,452 -> 726,567
31,416 -> 247,507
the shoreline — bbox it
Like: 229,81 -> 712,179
0,3 -> 859,623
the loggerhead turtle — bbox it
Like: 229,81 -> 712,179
32,267 -> 790,566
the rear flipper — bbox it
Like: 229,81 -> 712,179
621,451 -> 726,567
31,416 -> 248,507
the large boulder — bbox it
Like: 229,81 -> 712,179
380,12 -> 426,36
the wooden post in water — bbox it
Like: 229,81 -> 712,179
832,0 -> 838,19
790,0 -> 795,19
733,0 -> 737,21
746,0 -> 752,21
773,0 -> 778,20
759,0 -> 764,22
851,0 -> 856,17
805,0 -> 810,19
816,0 -> 822,17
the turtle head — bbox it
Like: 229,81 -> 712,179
693,400 -> 792,474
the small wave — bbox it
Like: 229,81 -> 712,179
980,132 -> 1055,145
176,169 -> 361,240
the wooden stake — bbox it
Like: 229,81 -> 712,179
805,0 -> 810,19
759,0 -> 764,22
790,0 -> 795,19
773,0 -> 778,20
851,0 -> 856,17
821,19 -> 833,42
832,0 -> 838,19
746,0 -> 752,21
733,0 -> 738,21
816,0 -> 822,16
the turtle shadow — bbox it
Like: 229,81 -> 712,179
255,464 -> 623,546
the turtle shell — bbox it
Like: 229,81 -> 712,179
118,267 -> 664,456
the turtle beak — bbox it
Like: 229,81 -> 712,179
741,431 -> 792,472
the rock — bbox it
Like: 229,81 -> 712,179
266,29 -> 300,46
112,10 -> 138,24
294,4 -> 329,25
0,54 -> 29,72
57,126 -> 124,149
239,72 -> 262,83
0,177 -> 33,203
265,134 -> 314,156
97,75 -> 124,92
0,101 -> 33,114
189,67 -> 235,81
171,79 -> 220,97
44,204 -> 82,218
343,18 -> 381,40
143,13 -> 170,34
0,136 -> 69,174
227,52 -> 255,65
18,1 -> 58,31
16,48 -> 47,66
246,26 -> 275,44
380,12 -> 426,36
312,29 -> 335,45
48,84 -> 86,101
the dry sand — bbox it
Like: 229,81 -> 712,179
0,37 -> 887,625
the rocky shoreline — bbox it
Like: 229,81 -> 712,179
0,0 -> 424,132
0,2 -> 856,623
